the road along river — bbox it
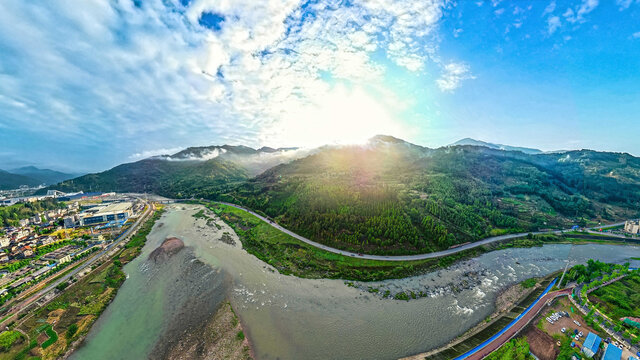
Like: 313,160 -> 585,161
72,204 -> 640,360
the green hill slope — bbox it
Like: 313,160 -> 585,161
51,158 -> 249,198
0,169 -> 41,190
227,137 -> 640,255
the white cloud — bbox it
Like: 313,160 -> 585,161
436,62 -> 475,92
633,31 -> 640,38
128,147 -> 184,160
547,16 -> 561,34
615,0 -> 638,10
543,1 -> 556,16
0,0 -> 471,170
563,0 -> 599,24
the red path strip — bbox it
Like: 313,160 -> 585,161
466,288 -> 573,360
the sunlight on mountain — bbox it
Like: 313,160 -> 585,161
275,85 -> 407,147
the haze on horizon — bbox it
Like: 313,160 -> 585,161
1,0 -> 639,172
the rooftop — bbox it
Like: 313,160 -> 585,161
602,344 -> 622,360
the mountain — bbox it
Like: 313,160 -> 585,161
10,166 -> 78,185
48,135 -> 640,256
48,145 -> 310,197
0,170 -> 42,190
450,138 -> 543,154
228,136 -> 640,255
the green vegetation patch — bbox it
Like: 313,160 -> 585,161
0,331 -> 21,352
210,203 -> 485,281
40,324 -> 58,349
485,338 -> 532,360
521,278 -> 537,288
589,273 -> 640,320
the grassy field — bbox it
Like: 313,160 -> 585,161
589,273 -> 640,320
0,207 -> 164,360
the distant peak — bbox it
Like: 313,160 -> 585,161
368,135 -> 406,144
449,138 -> 542,155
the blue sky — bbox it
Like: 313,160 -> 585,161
0,0 -> 639,172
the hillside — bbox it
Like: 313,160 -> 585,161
0,170 -> 42,190
48,145 -> 311,197
227,136 -> 640,255
10,166 -> 77,185
48,135 -> 640,256
50,158 -> 249,198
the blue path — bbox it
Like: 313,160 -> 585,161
453,278 -> 558,360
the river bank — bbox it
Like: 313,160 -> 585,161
71,204 -> 640,360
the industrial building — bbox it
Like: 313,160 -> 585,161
582,332 -> 602,358
78,202 -> 133,226
602,343 -> 623,360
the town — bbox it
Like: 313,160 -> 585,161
0,191 -> 145,309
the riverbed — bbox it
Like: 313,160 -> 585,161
72,205 -> 640,360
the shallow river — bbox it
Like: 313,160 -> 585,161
72,205 -> 640,360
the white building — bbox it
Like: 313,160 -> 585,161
625,220 -> 640,234
78,202 -> 133,226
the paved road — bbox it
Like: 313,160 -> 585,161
460,280 -> 571,360
215,201 -> 625,262
0,199 -> 152,329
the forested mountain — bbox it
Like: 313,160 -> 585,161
47,145 -> 310,197
10,166 -> 77,185
0,167 -> 76,190
50,157 -> 249,198
227,136 -> 640,255
48,135 -> 640,255
0,170 -> 42,190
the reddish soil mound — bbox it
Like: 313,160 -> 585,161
149,237 -> 185,263
523,327 -> 558,360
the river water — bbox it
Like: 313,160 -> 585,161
72,205 -> 640,360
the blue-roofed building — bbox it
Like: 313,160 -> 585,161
582,332 -> 602,358
603,344 -> 623,360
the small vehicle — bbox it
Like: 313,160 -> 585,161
574,320 -> 581,326
561,327 -> 566,333
579,331 -> 583,337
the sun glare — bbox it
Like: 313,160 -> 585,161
275,85 -> 406,148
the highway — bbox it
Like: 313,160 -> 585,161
215,201 -> 625,262
0,199 -> 152,329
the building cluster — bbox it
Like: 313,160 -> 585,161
0,191 -> 139,299
624,220 -> 640,235
0,204 -> 77,262
580,331 -> 637,360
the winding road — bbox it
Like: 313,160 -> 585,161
215,201 -> 625,262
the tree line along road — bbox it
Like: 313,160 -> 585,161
214,201 -> 626,262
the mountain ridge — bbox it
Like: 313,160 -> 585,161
44,135 -> 640,255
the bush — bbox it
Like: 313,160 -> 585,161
66,323 -> 78,339
0,330 -> 21,351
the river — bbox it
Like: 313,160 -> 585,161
71,204 -> 640,360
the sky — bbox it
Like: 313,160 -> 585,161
0,0 -> 639,172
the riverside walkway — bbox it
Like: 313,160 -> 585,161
452,279 -> 573,360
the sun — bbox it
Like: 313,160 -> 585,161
271,85 -> 407,148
